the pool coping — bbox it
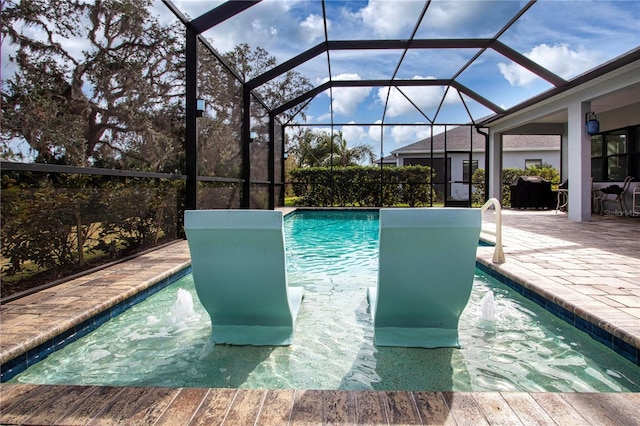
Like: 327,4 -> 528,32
475,258 -> 639,366
0,241 -> 193,381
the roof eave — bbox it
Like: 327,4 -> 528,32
478,48 -> 640,127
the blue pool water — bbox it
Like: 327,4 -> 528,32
10,210 -> 640,391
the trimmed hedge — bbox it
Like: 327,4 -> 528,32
289,165 -> 433,207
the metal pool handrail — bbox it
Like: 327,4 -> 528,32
480,198 -> 506,263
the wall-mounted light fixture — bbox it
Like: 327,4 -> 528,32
249,131 -> 258,143
196,99 -> 205,117
585,112 -> 599,135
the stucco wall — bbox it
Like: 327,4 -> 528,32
502,150 -> 560,170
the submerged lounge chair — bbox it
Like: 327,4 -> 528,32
367,208 -> 481,348
184,210 -> 304,346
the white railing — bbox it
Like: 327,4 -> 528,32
480,198 -> 505,263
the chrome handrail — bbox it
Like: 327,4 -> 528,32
480,198 -> 506,263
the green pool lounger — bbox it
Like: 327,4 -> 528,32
367,208 -> 481,348
184,210 -> 304,346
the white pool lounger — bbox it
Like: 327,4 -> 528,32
368,208 -> 481,348
184,210 -> 304,346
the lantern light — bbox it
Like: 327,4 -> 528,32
196,99 -> 205,117
585,112 -> 599,135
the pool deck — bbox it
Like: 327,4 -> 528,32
1,209 -> 639,425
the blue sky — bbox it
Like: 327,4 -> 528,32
163,0 -> 639,157
3,1 -> 639,160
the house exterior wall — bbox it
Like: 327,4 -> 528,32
396,149 -> 560,201
502,149 -> 560,170
397,149 -> 560,171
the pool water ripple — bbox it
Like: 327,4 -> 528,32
10,210 -> 640,392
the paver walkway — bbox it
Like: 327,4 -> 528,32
2,384 -> 639,425
477,209 -> 639,354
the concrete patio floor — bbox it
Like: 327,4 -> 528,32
1,208 -> 638,425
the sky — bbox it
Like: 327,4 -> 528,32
3,0 -> 639,160
159,0 -> 639,157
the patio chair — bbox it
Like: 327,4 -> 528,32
599,176 -> 633,215
184,210 -> 304,346
367,208 -> 481,348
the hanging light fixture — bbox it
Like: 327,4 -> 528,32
196,99 -> 205,117
585,112 -> 599,135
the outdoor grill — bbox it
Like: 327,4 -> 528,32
510,176 -> 555,209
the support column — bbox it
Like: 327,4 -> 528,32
487,130 -> 503,202
185,26 -> 198,211
567,102 -> 592,221
280,124 -> 287,207
268,114 -> 275,210
241,87 -> 251,209
560,126 -> 569,182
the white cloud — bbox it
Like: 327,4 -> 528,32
322,73 -> 372,117
377,76 -> 460,118
359,0 -> 424,38
368,121 -> 384,141
314,112 -> 332,122
389,125 -> 432,145
418,1 -> 509,37
341,124 -> 369,145
498,43 -> 601,87
184,1 -> 320,60
300,14 -> 326,43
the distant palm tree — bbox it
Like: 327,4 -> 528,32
292,129 -> 376,167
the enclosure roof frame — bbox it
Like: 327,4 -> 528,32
163,0 -> 637,127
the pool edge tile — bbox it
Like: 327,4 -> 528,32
0,265 -> 193,383
475,259 -> 639,367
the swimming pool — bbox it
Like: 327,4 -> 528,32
9,210 -> 640,391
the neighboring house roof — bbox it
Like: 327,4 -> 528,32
392,126 -> 559,155
503,134 -> 560,151
379,154 -> 397,165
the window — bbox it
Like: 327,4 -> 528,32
462,160 -> 478,182
591,125 -> 639,181
525,159 -> 542,169
591,134 -> 604,180
606,132 -> 627,180
631,126 -> 640,180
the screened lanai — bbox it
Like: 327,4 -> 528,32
162,0 -> 640,214
1,0 -> 638,299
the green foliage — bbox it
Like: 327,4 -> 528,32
501,168 -> 523,207
1,175 -> 82,277
289,129 -> 377,168
1,0 -> 185,168
399,165 -> 434,207
92,179 -> 181,257
472,164 -> 560,207
525,163 -> 561,188
471,168 -> 486,207
289,165 -> 432,207
1,172 -> 182,296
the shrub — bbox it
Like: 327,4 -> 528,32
1,172 -> 182,296
289,165 -> 432,206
